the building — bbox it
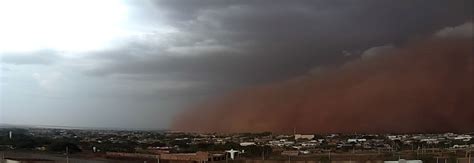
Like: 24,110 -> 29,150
384,159 -> 422,163
160,152 -> 226,163
106,152 -> 159,159
106,151 -> 226,163
295,134 -> 315,140
240,142 -> 256,146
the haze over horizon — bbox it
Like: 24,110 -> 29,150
0,0 -> 472,131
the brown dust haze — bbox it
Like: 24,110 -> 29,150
172,37 -> 474,133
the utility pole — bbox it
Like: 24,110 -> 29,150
66,146 -> 69,163
469,152 -> 471,163
467,147 -> 471,163
328,150 -> 331,161
421,144 -> 424,157
466,146 -> 470,158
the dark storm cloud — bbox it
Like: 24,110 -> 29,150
152,0 -> 471,43
0,50 -> 59,65
87,0 -> 472,93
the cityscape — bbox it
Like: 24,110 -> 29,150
0,126 -> 473,163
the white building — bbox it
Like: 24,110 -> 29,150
348,139 -> 358,143
239,142 -> 256,146
295,134 -> 315,140
357,139 -> 367,142
347,138 -> 366,143
454,135 -> 472,141
387,135 -> 401,141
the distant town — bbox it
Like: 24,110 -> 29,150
0,127 -> 472,163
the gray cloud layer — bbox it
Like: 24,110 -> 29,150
1,50 -> 59,65
87,0 -> 472,88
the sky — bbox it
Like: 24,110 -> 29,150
0,0 -> 472,130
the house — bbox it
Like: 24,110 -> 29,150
295,134 -> 315,140
240,142 -> 256,146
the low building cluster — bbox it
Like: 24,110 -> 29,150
1,128 -> 473,162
